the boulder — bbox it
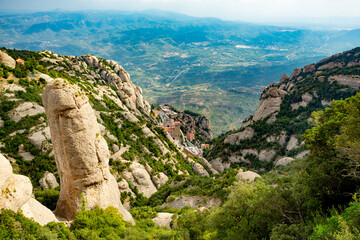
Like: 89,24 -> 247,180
112,144 -> 120,153
290,68 -> 302,80
20,198 -> 59,226
122,162 -> 157,198
0,154 -> 58,226
236,170 -> 261,181
42,79 -> 134,223
28,129 -> 47,149
192,162 -> 210,177
152,213 -> 174,228
279,74 -> 289,83
39,171 -> 59,190
0,51 -> 16,68
152,172 -> 169,188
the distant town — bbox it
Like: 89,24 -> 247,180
152,105 -> 209,158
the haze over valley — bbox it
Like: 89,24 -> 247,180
2,9 -> 360,134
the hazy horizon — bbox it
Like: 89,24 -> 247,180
1,0 -> 360,28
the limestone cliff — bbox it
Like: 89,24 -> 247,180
175,110 -> 213,141
0,48 -> 215,223
81,55 -> 150,114
206,47 -> 360,172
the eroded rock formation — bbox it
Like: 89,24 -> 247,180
42,78 -> 134,223
82,55 -> 150,113
0,154 -> 58,226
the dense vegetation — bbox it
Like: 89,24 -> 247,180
2,92 -> 360,239
0,207 -> 184,239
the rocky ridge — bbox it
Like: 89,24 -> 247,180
0,49 -> 216,225
206,47 -> 360,172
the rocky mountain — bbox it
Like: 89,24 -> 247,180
205,47 -> 360,172
0,48 -> 217,225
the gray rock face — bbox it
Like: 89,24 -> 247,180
253,88 -> 287,122
9,102 -> 45,122
210,158 -> 230,173
42,79 -> 134,223
295,150 -> 310,159
224,127 -> 255,145
152,212 -> 174,228
82,55 -> 150,113
175,111 -> 213,140
286,135 -> 299,151
200,157 -> 219,175
0,154 -> 58,226
275,157 -> 295,166
259,149 -> 276,162
122,162 -> 157,198
39,171 -> 59,190
329,75 -> 360,90
161,195 -> 221,209
266,131 -> 287,146
0,51 -> 16,68
291,93 -> 313,110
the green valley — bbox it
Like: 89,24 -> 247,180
2,10 -> 360,134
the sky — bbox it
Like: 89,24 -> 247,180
1,0 -> 360,24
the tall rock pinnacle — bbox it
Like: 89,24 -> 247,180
42,78 -> 134,223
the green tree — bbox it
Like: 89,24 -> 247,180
302,93 -> 360,210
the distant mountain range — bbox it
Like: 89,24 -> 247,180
1,9 -> 360,134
